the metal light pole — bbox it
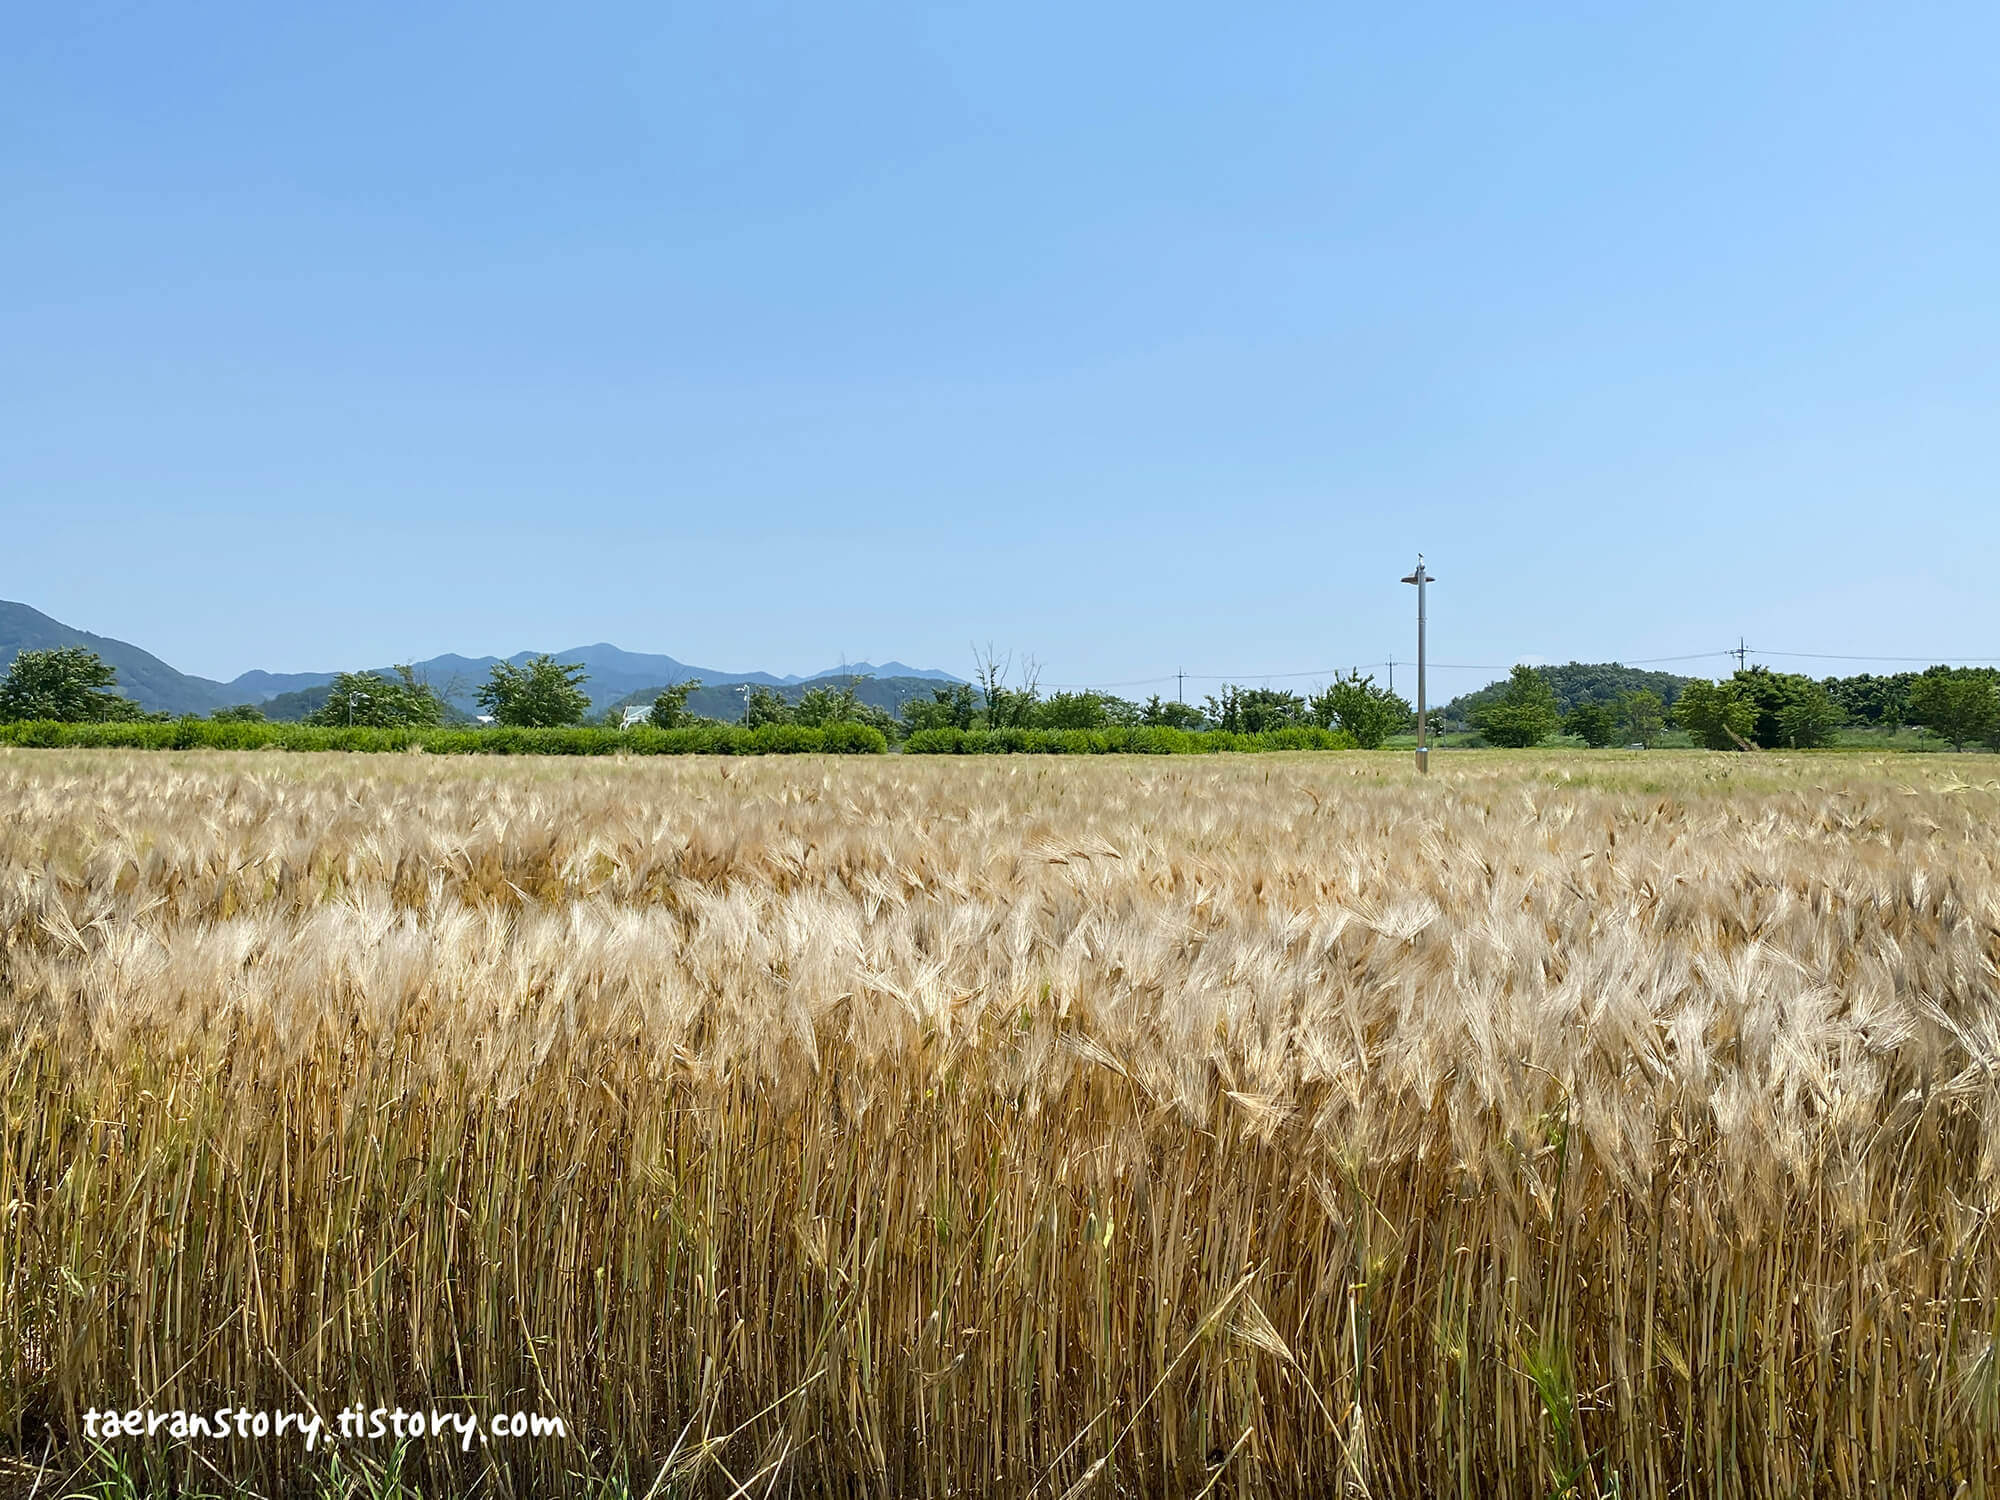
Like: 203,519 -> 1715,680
1400,556 -> 1434,773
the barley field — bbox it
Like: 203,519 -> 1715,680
3,748 -> 1999,1498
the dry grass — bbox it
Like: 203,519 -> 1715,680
3,747 -> 1999,1497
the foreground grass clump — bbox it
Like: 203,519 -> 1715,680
2,749 -> 1998,1497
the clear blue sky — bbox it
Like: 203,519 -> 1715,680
6,2 -> 1996,697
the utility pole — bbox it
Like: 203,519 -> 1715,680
1732,637 -> 1749,673
1400,556 -> 1435,773
1386,657 -> 1397,695
1177,668 -> 1185,705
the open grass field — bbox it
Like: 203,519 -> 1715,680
4,748 -> 1999,1498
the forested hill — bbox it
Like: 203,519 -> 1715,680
3,599 -> 962,717
1442,663 -> 1699,729
0,601 -> 232,716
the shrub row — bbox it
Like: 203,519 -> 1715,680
0,720 -> 890,755
902,725 -> 1358,754
0,720 -> 1368,757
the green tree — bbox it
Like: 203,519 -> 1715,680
1139,695 -> 1206,730
1672,679 -> 1758,750
1441,662 -> 1695,731
1617,689 -> 1666,747
1036,691 -> 1142,730
973,649 -> 1041,729
1034,691 -> 1108,730
793,683 -> 861,726
903,682 -> 977,734
795,683 -> 898,737
1562,699 -> 1620,748
1204,685 -> 1308,734
1774,681 -> 1840,749
0,646 -> 150,722
210,703 -> 268,723
649,679 -> 702,728
1309,671 -> 1411,749
736,681 -> 896,735
1729,667 -> 1837,749
476,655 -> 589,727
1472,665 -> 1562,748
1907,667 -> 2000,751
306,667 -> 447,728
742,686 -> 792,727
1824,671 -> 1915,729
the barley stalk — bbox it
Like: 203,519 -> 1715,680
2,749 -> 1996,1496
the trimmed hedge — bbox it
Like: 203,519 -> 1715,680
0,720 -> 1364,756
0,721 -> 889,755
902,726 -> 1358,754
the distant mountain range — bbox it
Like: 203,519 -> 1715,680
0,601 -> 962,718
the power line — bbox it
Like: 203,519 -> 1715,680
1617,651 -> 1735,664
1036,647 -> 2000,696
1040,664 -> 1396,691
1035,673 -> 1182,690
1755,649 -> 2000,664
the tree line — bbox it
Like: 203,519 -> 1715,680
5,644 -> 1997,752
0,646 -> 1419,747
1468,663 -> 2000,750
883,653 -> 1419,747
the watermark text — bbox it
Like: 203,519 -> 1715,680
81,1405 -> 565,1453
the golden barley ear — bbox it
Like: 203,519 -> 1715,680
1,749 -> 1995,1495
